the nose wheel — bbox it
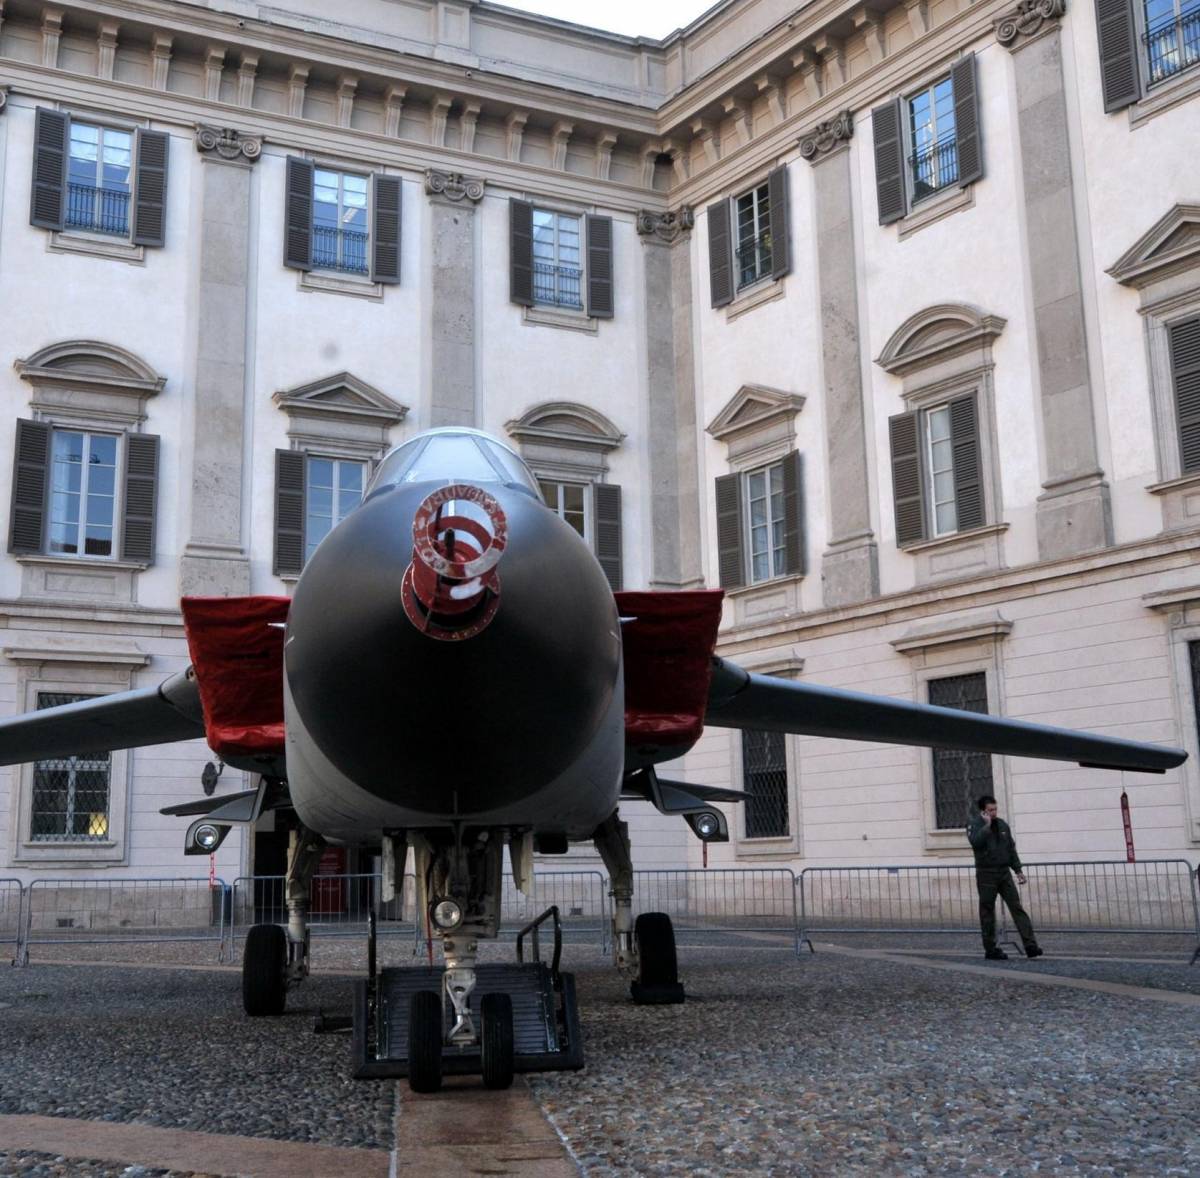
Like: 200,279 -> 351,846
480,992 -> 515,1090
407,990 -> 444,1093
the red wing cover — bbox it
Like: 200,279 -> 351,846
181,596 -> 289,759
616,590 -> 724,750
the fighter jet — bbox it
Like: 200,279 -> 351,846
0,426 -> 1185,1092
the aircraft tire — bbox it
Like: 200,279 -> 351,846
480,992 -> 515,1090
407,990 -> 444,1093
635,912 -> 678,987
242,923 -> 288,1017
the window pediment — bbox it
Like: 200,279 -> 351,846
706,384 -> 806,445
1107,204 -> 1200,291
506,402 -> 624,453
272,372 -> 408,429
15,341 -> 165,428
876,305 -> 1006,378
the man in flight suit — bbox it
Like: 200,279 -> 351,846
967,794 -> 1044,960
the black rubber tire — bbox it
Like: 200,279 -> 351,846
242,923 -> 288,1017
407,990 -> 444,1094
480,992 -> 515,1090
635,912 -> 678,987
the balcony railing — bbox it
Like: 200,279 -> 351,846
1145,8 -> 1200,85
736,232 -> 773,290
312,225 -> 369,275
533,261 -> 583,309
65,183 -> 129,235
910,135 -> 960,202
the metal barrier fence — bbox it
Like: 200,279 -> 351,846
499,871 -> 609,951
634,868 -> 801,954
1,879 -> 25,963
798,859 -> 1200,960
19,877 -> 228,965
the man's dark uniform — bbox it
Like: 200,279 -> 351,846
966,813 -> 1040,955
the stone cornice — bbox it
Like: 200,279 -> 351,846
635,206 -> 695,243
890,610 -> 1013,653
798,110 -> 854,163
424,169 -> 485,204
995,0 -> 1067,50
1107,203 -> 1200,291
195,124 -> 262,162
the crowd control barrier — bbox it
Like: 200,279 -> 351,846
1,879 -> 25,963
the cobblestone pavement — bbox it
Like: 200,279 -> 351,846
3,937 -> 1199,1176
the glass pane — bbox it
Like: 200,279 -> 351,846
87,463 -> 115,497
89,435 -> 117,466
83,525 -> 112,556
935,500 -> 957,535
336,490 -> 361,520
928,407 -> 951,442
563,484 -> 586,514
338,462 -> 363,492
539,480 -> 559,508
86,493 -> 114,528
751,552 -> 769,582
933,469 -> 956,502
308,458 -> 333,490
749,495 -> 767,527
308,485 -> 332,518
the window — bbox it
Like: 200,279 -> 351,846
1144,0 -> 1200,84
539,479 -> 589,541
1098,0 -> 1200,111
304,456 -> 365,562
714,450 -> 805,589
532,210 -> 583,309
873,55 -> 982,226
66,123 -> 132,235
742,729 -> 789,838
706,167 -> 791,309
30,693 -> 111,843
928,672 -> 992,829
734,183 -> 773,289
48,430 -> 118,558
284,158 -> 401,286
745,462 -> 787,583
1169,317 -> 1200,475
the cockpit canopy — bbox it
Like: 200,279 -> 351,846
367,428 -> 540,498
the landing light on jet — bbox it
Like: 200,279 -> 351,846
195,823 -> 222,851
432,899 -> 464,930
690,811 -> 723,841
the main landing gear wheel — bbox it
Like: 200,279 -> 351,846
480,992 -> 515,1090
243,923 -> 288,1017
631,911 -> 685,1005
408,990 -> 444,1094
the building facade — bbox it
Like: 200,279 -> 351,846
0,0 -> 1197,884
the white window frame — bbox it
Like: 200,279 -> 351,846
905,74 -> 958,206
65,119 -> 134,238
538,478 -> 592,545
303,454 -> 366,563
531,207 -> 584,311
742,460 -> 787,584
311,167 -> 370,277
1140,0 -> 1200,88
733,182 -> 772,291
47,427 -> 122,562
922,404 -> 959,539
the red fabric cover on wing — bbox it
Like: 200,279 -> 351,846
616,590 -> 725,749
181,596 -> 290,759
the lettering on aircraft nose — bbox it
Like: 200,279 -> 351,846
402,483 -> 507,641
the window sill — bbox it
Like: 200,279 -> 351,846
724,278 -> 784,322
899,522 -> 1008,584
725,574 -> 804,628
14,840 -> 124,865
1130,62 -> 1200,129
922,828 -> 975,856
898,521 -> 1009,555
897,183 -> 975,241
522,304 -> 597,334
48,230 -> 144,265
16,554 -> 149,572
299,269 -> 383,301
735,833 -> 799,859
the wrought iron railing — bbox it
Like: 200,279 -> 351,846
735,232 -> 773,289
909,135 -> 960,202
533,261 -> 582,309
312,225 -> 369,275
65,183 -> 129,235
1145,8 -> 1200,84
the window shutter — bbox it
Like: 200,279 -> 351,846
586,214 -> 614,319
767,165 -> 791,280
371,173 -> 402,285
131,129 -> 169,247
889,411 -> 927,545
283,156 -> 314,271
30,108 -> 68,231
274,450 -> 306,576
8,419 -> 50,554
715,472 -> 745,588
1170,318 -> 1200,474
510,199 -> 534,307
1095,0 -> 1140,112
872,99 -> 906,226
951,54 -> 984,188
594,483 -> 622,591
121,433 -> 159,563
949,395 -> 984,531
781,450 -> 806,576
707,198 -> 734,308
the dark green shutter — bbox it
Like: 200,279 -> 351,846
1095,0 -> 1140,112
510,199 -> 533,306
889,411 -> 927,546
707,198 -> 733,308
716,472 -> 745,587
594,483 -> 622,590
767,166 -> 791,280
781,450 -> 805,576
951,54 -> 983,188
586,215 -> 614,319
1170,318 -> 1200,474
121,433 -> 159,563
132,129 -> 169,247
283,157 -> 313,271
872,99 -> 906,226
949,396 -> 983,531
372,173 -> 402,285
274,450 -> 306,576
30,108 -> 68,231
8,419 -> 50,554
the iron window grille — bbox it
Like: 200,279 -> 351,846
312,169 -> 370,275
532,209 -> 584,309
744,462 -> 787,583
30,692 -> 111,842
1143,0 -> 1200,84
735,184 -> 773,289
742,729 -> 790,839
908,78 -> 958,202
304,456 -> 365,562
48,430 -> 119,558
539,479 -> 589,542
929,672 -> 993,829
65,123 -> 132,235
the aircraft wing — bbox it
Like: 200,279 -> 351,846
0,669 -> 206,766
705,656 -> 1187,774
